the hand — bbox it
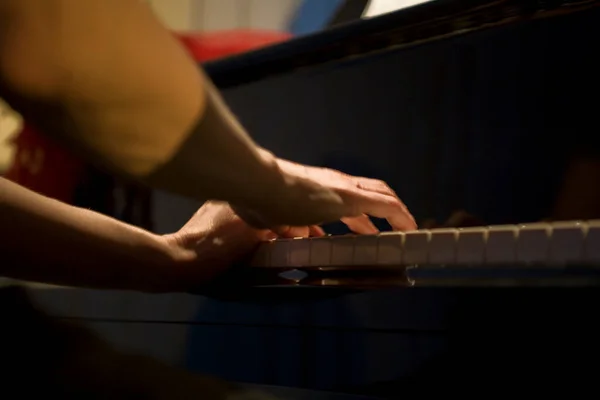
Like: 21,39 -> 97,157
232,153 -> 417,237
163,201 -> 276,289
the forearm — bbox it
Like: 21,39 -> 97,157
0,177 -> 183,291
0,0 -> 280,207
145,82 -> 283,208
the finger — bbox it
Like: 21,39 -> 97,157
263,230 -> 279,241
353,182 -> 415,225
354,178 -> 398,197
273,225 -> 292,237
354,192 -> 417,231
274,226 -> 311,238
288,226 -> 310,238
309,225 -> 326,237
341,214 -> 379,235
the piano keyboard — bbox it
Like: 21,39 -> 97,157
249,220 -> 600,269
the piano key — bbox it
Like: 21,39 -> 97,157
249,220 -> 600,270
585,220 -> 600,263
516,223 -> 552,265
310,236 -> 332,267
377,232 -> 404,266
548,221 -> 586,265
270,238 -> 292,267
250,240 -> 272,267
330,236 -> 356,266
428,228 -> 458,265
456,227 -> 488,265
289,237 -> 311,267
485,225 -> 518,264
353,235 -> 379,266
403,230 -> 431,265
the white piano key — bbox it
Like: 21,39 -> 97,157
377,232 -> 404,266
516,223 -> 552,264
485,225 -> 518,264
584,220 -> 600,263
250,241 -> 272,267
252,219 -> 594,272
310,237 -> 332,267
549,221 -> 586,264
403,230 -> 431,265
456,227 -> 487,264
330,236 -> 356,266
353,235 -> 379,265
428,228 -> 458,265
270,239 -> 291,267
289,237 -> 311,267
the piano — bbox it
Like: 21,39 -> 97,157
14,0 -> 600,397
244,220 -> 600,288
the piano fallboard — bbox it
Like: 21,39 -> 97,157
205,0 -> 600,89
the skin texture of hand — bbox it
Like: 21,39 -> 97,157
163,201 -> 277,289
233,153 -> 417,238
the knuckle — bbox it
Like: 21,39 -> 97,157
374,179 -> 393,192
385,197 -> 405,209
355,180 -> 367,191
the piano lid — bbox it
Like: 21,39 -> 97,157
203,0 -> 599,89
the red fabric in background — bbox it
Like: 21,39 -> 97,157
3,30 -> 291,202
4,123 -> 84,201
177,30 -> 291,60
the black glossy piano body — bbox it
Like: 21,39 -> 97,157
26,0 -> 600,397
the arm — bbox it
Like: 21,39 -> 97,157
0,177 -> 187,291
0,0 -> 415,232
0,0 -> 282,208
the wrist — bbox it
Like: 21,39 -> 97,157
158,230 -> 234,292
155,233 -> 199,291
233,148 -> 290,209
144,88 -> 286,208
